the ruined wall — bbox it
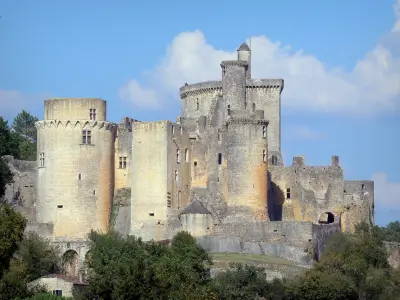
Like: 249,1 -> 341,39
341,180 -> 374,232
35,98 -> 115,241
112,188 -> 131,236
114,118 -> 134,189
312,222 -> 341,260
2,155 -> 36,222
384,241 -> 400,269
270,156 -> 344,223
180,213 -> 214,237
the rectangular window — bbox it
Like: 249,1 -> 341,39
78,173 -> 82,180
286,188 -> 291,199
227,105 -> 231,116
217,129 -> 222,141
82,130 -> 92,144
196,98 -> 199,110
89,108 -> 97,120
175,170 -> 179,181
263,150 -> 267,163
262,126 -> 267,138
119,156 -> 127,169
218,153 -> 222,165
271,155 -> 277,166
39,152 -> 45,167
53,290 -> 62,296
177,149 -> 180,163
172,125 -> 175,134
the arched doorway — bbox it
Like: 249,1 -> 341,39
62,250 -> 79,277
318,212 -> 335,224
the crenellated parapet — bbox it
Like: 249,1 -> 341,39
35,120 -> 116,131
220,60 -> 248,68
246,79 -> 284,93
180,81 -> 222,99
226,117 -> 269,126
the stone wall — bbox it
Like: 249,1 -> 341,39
2,155 -> 36,222
312,222 -> 341,260
112,187 -> 131,236
384,241 -> 400,269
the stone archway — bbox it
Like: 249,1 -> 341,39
62,250 -> 79,277
318,212 -> 335,224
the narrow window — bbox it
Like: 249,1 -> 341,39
217,129 -> 222,141
227,105 -> 231,116
82,130 -> 92,144
177,149 -> 180,163
78,173 -> 82,180
361,184 -> 364,190
89,109 -> 97,120
185,148 -> 189,162
262,126 -> 266,138
252,103 -> 256,112
218,153 -> 222,165
271,155 -> 277,166
286,188 -> 291,199
196,98 -> 199,110
123,157 -> 127,168
180,126 -> 183,135
175,170 -> 179,181
263,150 -> 267,163
119,157 -> 123,169
39,152 -> 45,167
93,190 -> 96,195
194,161 -> 198,167
178,191 -> 182,208
172,125 -> 175,134
244,101 -> 247,109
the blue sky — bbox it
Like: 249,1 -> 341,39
0,0 -> 399,226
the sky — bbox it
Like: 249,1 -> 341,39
0,0 -> 399,226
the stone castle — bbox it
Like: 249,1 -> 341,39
3,42 -> 374,273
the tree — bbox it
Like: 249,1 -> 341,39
0,157 -> 13,200
22,292 -> 72,300
0,204 -> 26,277
12,110 -> 38,142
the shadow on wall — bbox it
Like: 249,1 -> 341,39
268,171 -> 285,221
318,212 -> 335,224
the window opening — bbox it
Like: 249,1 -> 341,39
227,105 -> 231,116
185,148 -> 189,162
286,188 -> 291,199
196,98 -> 199,110
39,152 -> 45,167
262,126 -> 266,138
175,170 -> 179,181
217,129 -> 222,141
263,150 -> 267,162
177,149 -> 180,163
89,108 -> 96,120
82,130 -> 92,144
218,153 -> 222,165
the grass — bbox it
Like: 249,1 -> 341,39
211,252 -> 297,268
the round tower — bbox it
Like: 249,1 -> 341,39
221,60 -> 248,110
35,98 -> 116,240
237,42 -> 251,79
225,118 -> 269,222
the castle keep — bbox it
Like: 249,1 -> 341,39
4,42 -> 374,274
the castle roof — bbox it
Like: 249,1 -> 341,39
181,200 -> 211,215
237,42 -> 250,51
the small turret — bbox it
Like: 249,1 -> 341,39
237,42 -> 251,79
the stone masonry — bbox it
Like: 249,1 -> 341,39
2,41 -> 375,271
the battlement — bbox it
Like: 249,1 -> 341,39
290,155 -> 340,168
246,79 -> 284,92
226,117 -> 269,126
220,60 -> 248,68
179,81 -> 222,99
35,120 -> 116,131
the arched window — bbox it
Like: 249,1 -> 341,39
175,170 -> 179,181
262,126 -> 266,138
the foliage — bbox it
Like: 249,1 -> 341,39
23,292 -> 72,300
376,221 -> 400,243
12,110 -> 39,142
0,157 -> 13,200
212,262 -> 285,300
0,204 -> 27,277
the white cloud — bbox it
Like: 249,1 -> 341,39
285,125 -> 326,141
372,173 -> 400,206
120,4 -> 400,116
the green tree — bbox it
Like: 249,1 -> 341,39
0,204 -> 26,277
212,262 -> 286,300
12,110 -> 38,142
23,292 -> 72,300
0,157 -> 13,200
